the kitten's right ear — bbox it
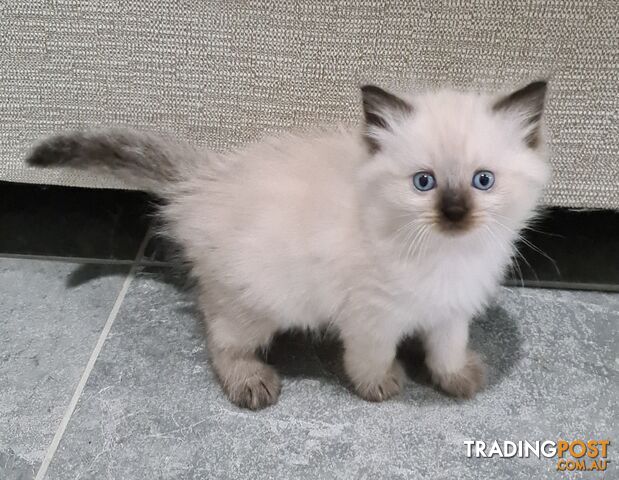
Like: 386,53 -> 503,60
361,85 -> 413,153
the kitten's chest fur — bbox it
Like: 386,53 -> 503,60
383,244 -> 509,330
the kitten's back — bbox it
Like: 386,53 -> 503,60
166,128 -> 369,326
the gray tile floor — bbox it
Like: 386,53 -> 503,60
1,251 -> 617,479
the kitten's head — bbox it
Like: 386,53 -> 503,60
358,81 -> 550,254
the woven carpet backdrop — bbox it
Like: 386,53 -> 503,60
1,1 -> 617,208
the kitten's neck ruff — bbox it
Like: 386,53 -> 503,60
382,222 -> 514,265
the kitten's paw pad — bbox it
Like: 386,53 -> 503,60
355,361 -> 405,402
224,364 -> 281,410
431,350 -> 486,399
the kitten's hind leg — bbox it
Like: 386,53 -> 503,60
200,285 -> 281,410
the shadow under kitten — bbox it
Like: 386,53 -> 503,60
66,259 -> 523,402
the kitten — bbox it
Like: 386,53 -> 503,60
27,81 -> 550,410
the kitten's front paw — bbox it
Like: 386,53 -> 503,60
354,361 -> 405,402
223,363 -> 281,410
431,350 -> 486,399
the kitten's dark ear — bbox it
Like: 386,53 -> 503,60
361,85 -> 413,153
493,80 -> 548,148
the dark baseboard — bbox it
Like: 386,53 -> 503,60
0,181 -> 154,260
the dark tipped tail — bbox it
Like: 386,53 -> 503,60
26,128 -> 200,192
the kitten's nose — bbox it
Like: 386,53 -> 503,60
439,190 -> 470,223
442,204 -> 467,222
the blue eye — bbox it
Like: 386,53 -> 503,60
412,172 -> 436,191
472,170 -> 495,190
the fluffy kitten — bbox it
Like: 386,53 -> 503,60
27,81 -> 550,410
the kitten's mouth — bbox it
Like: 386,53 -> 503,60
436,218 -> 476,236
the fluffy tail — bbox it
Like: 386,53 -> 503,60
26,128 -> 200,192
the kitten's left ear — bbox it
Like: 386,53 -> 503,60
493,80 -> 548,148
360,85 -> 413,153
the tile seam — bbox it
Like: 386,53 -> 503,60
33,230 -> 151,480
0,252 -> 169,267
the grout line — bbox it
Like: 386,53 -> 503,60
0,252 -> 170,267
503,279 -> 619,293
33,230 -> 152,480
